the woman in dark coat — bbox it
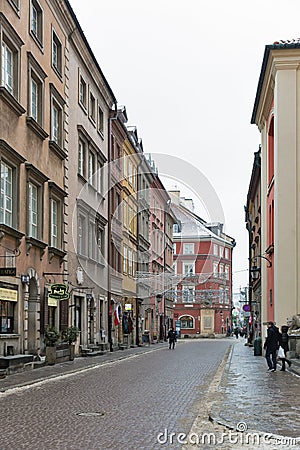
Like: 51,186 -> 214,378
279,325 -> 292,371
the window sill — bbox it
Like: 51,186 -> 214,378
49,141 -> 67,160
26,236 -> 47,260
0,224 -> 24,247
48,246 -> 66,265
26,117 -> 48,140
0,87 -> 25,116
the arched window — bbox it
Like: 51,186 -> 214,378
180,315 -> 194,329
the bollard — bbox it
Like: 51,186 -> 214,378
253,336 -> 262,356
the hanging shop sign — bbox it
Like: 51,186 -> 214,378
125,304 -> 132,311
48,284 -> 70,301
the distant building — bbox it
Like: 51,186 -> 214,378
170,191 -> 235,337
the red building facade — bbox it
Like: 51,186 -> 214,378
170,193 -> 235,337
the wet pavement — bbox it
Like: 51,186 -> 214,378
1,339 -> 300,449
210,339 -> 300,442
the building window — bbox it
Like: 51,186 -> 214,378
225,248 -> 229,259
89,91 -> 96,123
79,75 -> 87,109
78,139 -> 86,177
51,101 -> 59,143
50,198 -> 58,247
0,162 -> 13,226
128,248 -> 133,276
28,181 -> 38,238
183,262 -> 194,275
213,261 -> 218,276
180,315 -> 194,329
50,92 -> 63,147
182,286 -> 195,302
219,246 -> 224,258
0,299 -> 15,333
88,150 -> 96,186
88,221 -> 96,261
30,0 -> 43,46
123,245 -> 128,274
1,40 -> 13,94
29,69 -> 45,125
97,161 -> 102,194
213,244 -> 218,256
78,214 -> 86,256
225,266 -> 229,280
97,227 -> 104,263
173,223 -> 179,233
98,106 -> 104,135
183,243 -> 194,254
52,30 -> 62,76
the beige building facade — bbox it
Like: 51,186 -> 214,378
251,40 -> 300,333
0,0 -> 69,356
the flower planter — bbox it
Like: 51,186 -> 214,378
46,346 -> 56,365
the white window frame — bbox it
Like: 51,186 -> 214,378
50,91 -> 64,147
88,150 -> 96,187
79,74 -> 87,109
0,161 -> 13,227
78,139 -> 85,177
30,0 -> 43,47
213,244 -> 218,256
213,261 -> 218,276
50,198 -> 58,248
28,181 -> 38,238
183,243 -> 194,254
182,286 -> 195,303
78,214 -> 86,256
225,248 -> 229,259
89,90 -> 96,123
97,105 -> 104,135
52,28 -> 62,76
183,262 -> 195,275
123,245 -> 128,274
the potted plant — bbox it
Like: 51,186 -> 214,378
44,326 -> 60,365
62,326 -> 80,360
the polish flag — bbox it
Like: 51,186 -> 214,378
114,306 -> 120,326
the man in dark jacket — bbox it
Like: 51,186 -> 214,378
264,321 -> 280,372
167,327 -> 176,350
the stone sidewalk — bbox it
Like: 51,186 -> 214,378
210,339 -> 300,442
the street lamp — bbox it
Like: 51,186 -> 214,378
250,255 -> 272,280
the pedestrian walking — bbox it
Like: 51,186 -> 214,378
278,325 -> 292,371
264,321 -> 280,372
234,327 -> 239,339
167,327 -> 176,350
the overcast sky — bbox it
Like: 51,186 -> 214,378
69,0 -> 300,293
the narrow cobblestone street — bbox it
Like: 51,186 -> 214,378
0,339 -> 231,450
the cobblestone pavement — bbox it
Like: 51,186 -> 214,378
0,339 -> 231,450
183,339 -> 300,450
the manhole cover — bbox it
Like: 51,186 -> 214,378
76,412 -> 105,417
